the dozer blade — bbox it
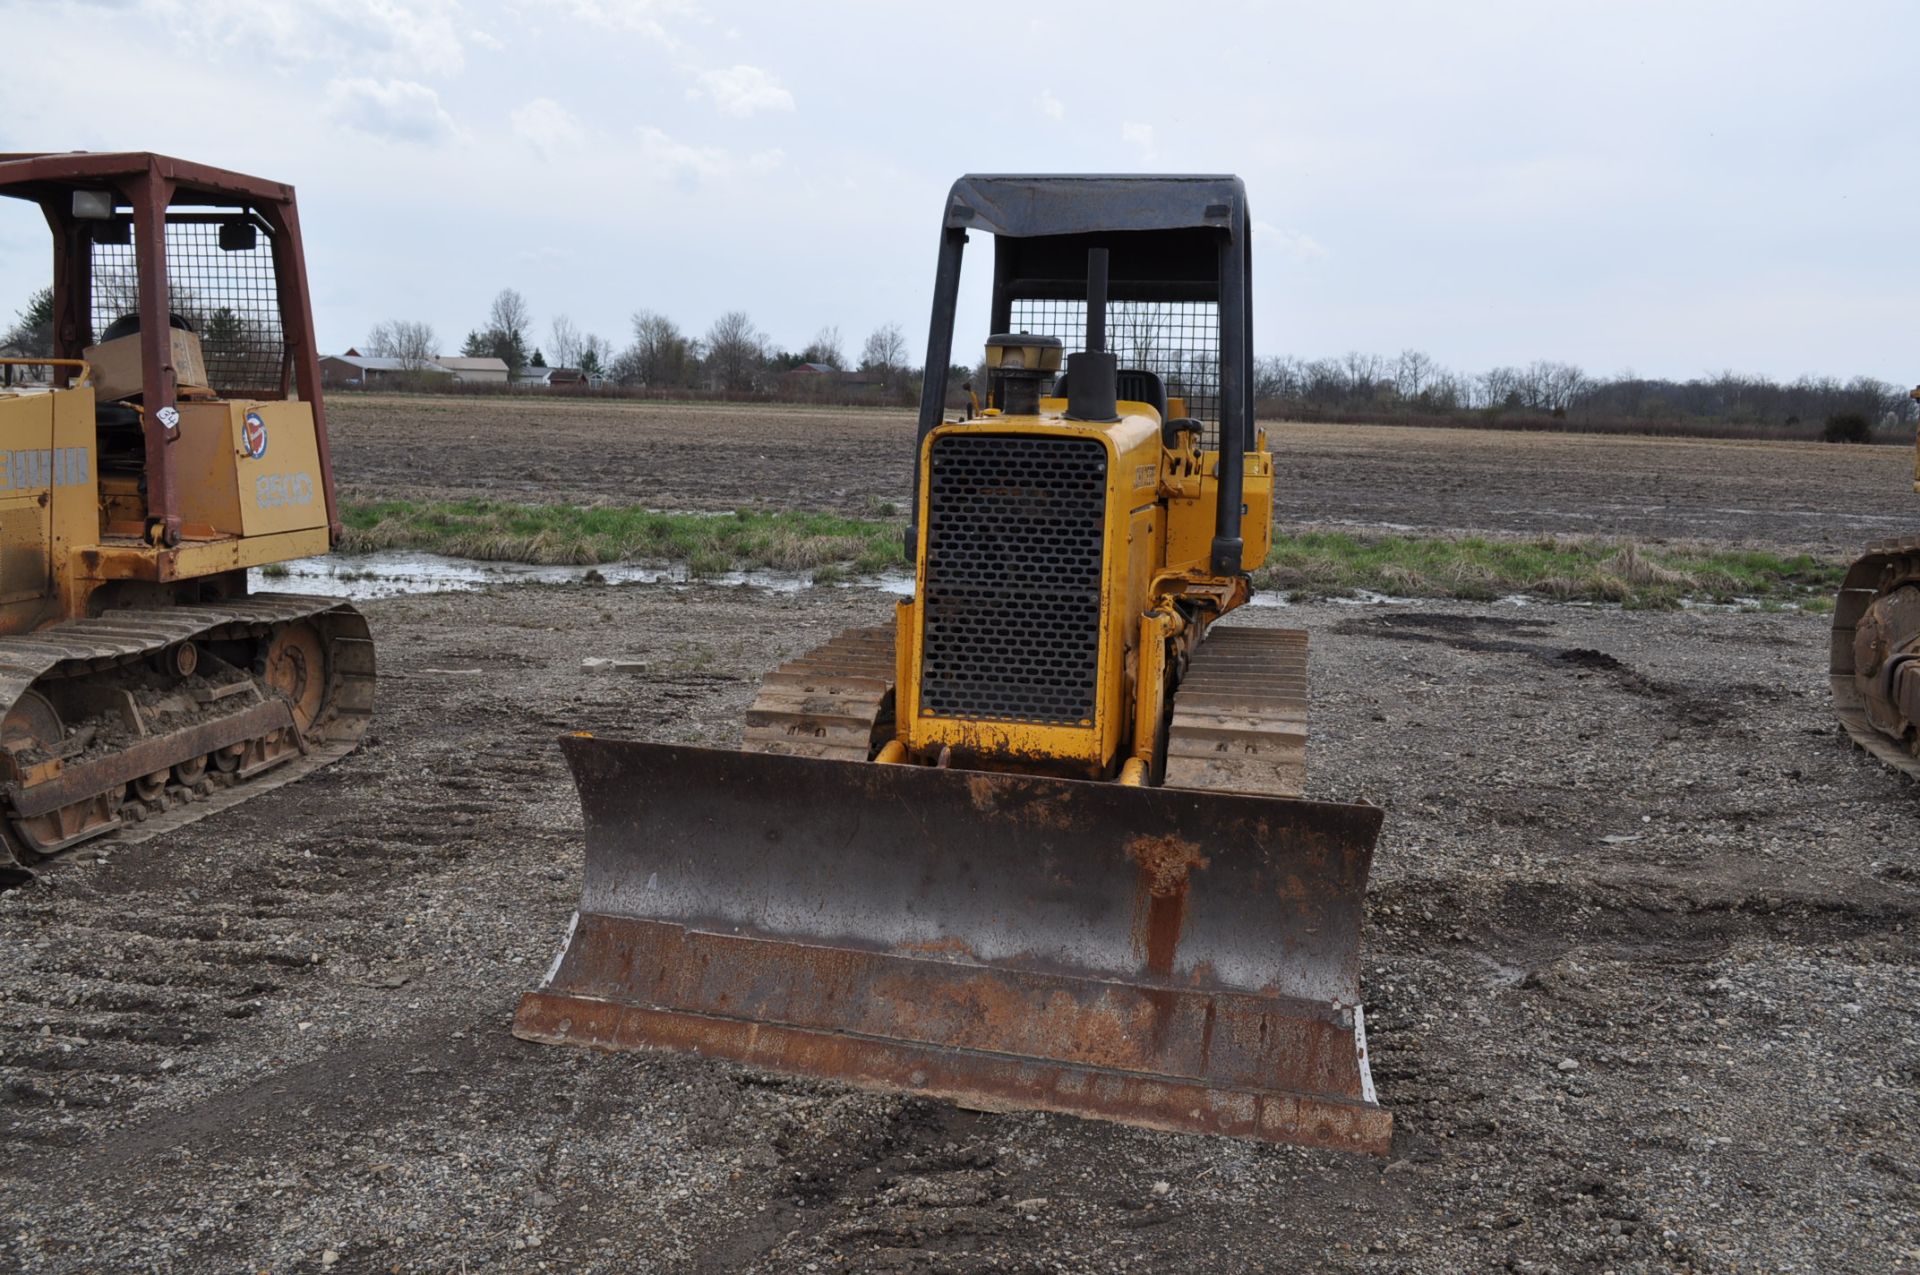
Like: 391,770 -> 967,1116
515,737 -> 1391,1155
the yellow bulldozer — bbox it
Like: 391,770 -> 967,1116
517,175 -> 1390,1155
1831,385 -> 1920,776
0,152 -> 372,881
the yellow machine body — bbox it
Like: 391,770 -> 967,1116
519,174 -> 1390,1156
894,400 -> 1273,777
0,380 -> 330,634
0,152 -> 371,879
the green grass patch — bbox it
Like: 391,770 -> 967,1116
336,499 -> 1844,609
339,499 -> 905,576
1255,531 -> 1841,610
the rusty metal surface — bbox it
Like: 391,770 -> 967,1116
741,626 -> 894,762
0,595 -> 374,875
516,737 -> 1390,1154
1831,537 -> 1920,779
9,699 -> 291,817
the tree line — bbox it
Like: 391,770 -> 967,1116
365,289 -> 918,396
8,284 -> 1913,438
4,284 -> 283,388
1254,350 -> 1917,438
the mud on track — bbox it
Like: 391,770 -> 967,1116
327,394 -> 1916,553
1,580 -> 1915,1273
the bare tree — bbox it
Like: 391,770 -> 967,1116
1394,349 -> 1435,400
705,310 -> 766,391
365,319 -> 438,371
1339,350 -> 1385,400
1478,366 -> 1521,410
547,314 -> 583,370
488,288 -> 532,349
1525,360 -> 1587,413
860,322 -> 908,378
619,310 -> 691,386
578,333 -> 613,377
1112,302 -> 1164,370
800,325 -> 844,369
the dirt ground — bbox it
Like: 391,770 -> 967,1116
1,579 -> 1915,1274
1,400 -> 1917,1272
325,394 -> 1917,554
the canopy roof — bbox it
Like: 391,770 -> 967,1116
0,152 -> 295,208
944,175 -> 1245,238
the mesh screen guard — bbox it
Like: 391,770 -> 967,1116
1009,297 -> 1221,449
90,215 -> 286,396
919,434 -> 1107,727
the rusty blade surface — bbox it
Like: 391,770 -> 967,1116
1831,538 -> 1920,780
516,737 -> 1391,1154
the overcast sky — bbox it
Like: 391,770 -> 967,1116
1,0 -> 1913,384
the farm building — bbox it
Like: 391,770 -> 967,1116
776,364 -> 889,396
514,366 -> 588,389
437,356 -> 510,385
318,351 -> 453,387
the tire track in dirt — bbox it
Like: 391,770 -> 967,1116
0,721 -> 566,1161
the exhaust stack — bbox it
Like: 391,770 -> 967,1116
1064,248 -> 1119,423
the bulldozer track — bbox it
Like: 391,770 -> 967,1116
1831,535 -> 1920,781
740,623 -> 1313,796
742,626 -> 895,762
0,594 -> 375,879
1163,626 -> 1310,798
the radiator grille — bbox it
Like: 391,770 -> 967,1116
920,434 -> 1107,726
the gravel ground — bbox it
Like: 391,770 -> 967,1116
1,580 -> 1914,1273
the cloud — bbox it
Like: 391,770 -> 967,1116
511,98 -> 587,155
1038,90 -> 1064,121
1253,220 -> 1329,262
169,0 -> 468,77
636,125 -> 732,180
632,126 -> 785,184
689,65 -> 794,118
326,77 -> 461,145
564,0 -> 694,42
1121,121 -> 1155,159
469,28 -> 504,50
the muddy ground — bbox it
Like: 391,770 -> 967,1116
326,394 -> 1916,554
1,576 -> 1916,1274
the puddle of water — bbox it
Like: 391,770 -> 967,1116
250,551 -> 914,601
1326,589 -> 1415,607
1315,518 -> 1424,533
1245,589 -> 1423,609
251,553 -> 1436,612
1679,595 -> 1813,614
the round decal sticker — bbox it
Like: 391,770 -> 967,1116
242,411 -> 268,459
